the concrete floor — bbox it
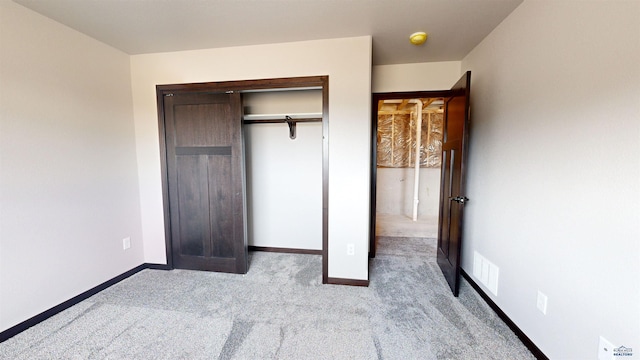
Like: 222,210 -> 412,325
375,214 -> 438,238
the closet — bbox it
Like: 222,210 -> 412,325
157,76 -> 328,276
243,89 -> 323,252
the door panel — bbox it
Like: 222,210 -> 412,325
437,71 -> 471,296
208,155 -> 234,258
176,155 -> 209,256
439,147 -> 452,258
174,103 -> 232,146
164,92 -> 247,274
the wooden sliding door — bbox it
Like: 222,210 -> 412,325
157,76 -> 328,279
162,91 -> 247,273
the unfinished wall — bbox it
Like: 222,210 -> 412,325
376,106 -> 443,222
131,37 -> 372,280
0,1 -> 143,332
375,168 -> 441,219
462,1 -> 640,358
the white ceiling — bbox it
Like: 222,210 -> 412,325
14,0 -> 523,65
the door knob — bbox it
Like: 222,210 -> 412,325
450,196 -> 469,204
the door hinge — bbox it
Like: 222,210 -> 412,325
165,93 -> 174,97
225,91 -> 234,94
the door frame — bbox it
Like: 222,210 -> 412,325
369,90 -> 451,259
157,76 -> 329,281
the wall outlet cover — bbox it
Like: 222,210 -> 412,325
347,243 -> 355,256
536,291 -> 548,315
123,237 -> 131,250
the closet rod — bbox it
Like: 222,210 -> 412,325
242,117 -> 322,124
242,112 -> 322,121
243,116 -> 322,140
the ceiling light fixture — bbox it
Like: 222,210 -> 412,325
409,32 -> 428,46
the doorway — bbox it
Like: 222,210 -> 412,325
369,71 -> 471,296
369,90 -> 451,259
156,76 -> 329,282
374,97 -> 444,239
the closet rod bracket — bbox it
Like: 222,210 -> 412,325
285,116 -> 296,140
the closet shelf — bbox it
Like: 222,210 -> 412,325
242,112 -> 322,121
243,113 -> 322,140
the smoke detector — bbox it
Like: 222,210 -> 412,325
409,32 -> 428,46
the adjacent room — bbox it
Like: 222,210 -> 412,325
1,1 -> 638,359
374,96 -> 444,239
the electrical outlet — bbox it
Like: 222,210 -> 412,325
598,336 -> 615,360
536,291 -> 548,315
123,237 -> 131,250
347,243 -> 355,256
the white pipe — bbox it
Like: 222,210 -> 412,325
410,99 -> 423,221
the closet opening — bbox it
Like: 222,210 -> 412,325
243,88 -> 324,255
157,76 -> 329,282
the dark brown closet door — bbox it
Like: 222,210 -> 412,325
437,71 -> 471,296
163,92 -> 247,273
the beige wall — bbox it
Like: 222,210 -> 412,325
0,1 -> 143,332
462,1 -> 640,358
372,61 -> 461,93
130,37 -> 372,280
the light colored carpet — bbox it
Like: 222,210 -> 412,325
375,215 -> 438,238
0,237 -> 535,360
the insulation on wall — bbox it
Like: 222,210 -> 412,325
377,100 -> 443,168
